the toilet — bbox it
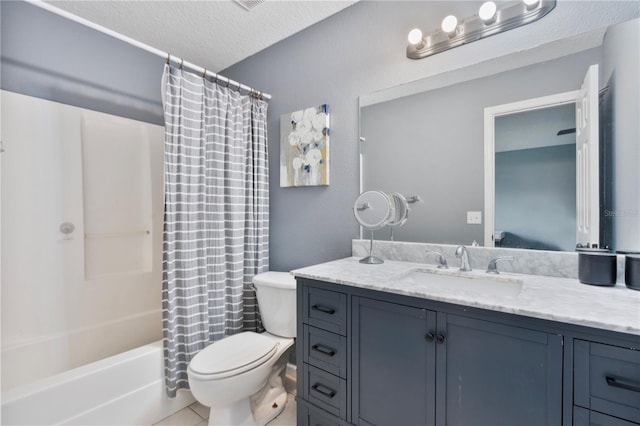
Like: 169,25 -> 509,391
187,272 -> 297,426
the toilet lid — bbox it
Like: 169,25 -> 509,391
253,271 -> 296,289
189,332 -> 278,378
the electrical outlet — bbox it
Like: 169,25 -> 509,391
467,211 -> 482,225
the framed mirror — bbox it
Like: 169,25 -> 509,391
359,19 -> 639,253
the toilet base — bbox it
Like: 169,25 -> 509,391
252,389 -> 288,426
207,357 -> 289,426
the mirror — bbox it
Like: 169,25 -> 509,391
359,19 -> 639,253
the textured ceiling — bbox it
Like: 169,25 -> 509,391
45,0 -> 358,72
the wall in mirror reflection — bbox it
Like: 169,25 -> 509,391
361,47 -> 600,248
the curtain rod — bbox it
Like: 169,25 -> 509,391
26,0 -> 272,101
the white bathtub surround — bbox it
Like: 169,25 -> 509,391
1,342 -> 194,425
1,91 -> 165,392
292,257 -> 640,336
162,65 -> 270,397
353,239 -> 629,282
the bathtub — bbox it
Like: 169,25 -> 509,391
1,341 -> 194,425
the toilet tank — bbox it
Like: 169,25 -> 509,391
253,272 -> 297,338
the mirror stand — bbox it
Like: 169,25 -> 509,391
359,230 -> 384,264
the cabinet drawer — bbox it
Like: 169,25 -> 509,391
303,286 -> 347,335
575,340 -> 640,424
297,399 -> 347,426
574,406 -> 638,426
304,325 -> 347,378
303,364 -> 347,420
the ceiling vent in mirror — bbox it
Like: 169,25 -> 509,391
234,0 -> 266,11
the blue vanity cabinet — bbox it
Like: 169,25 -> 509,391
435,313 -> 563,426
350,298 -> 562,426
573,340 -> 640,425
298,281 -> 350,425
296,277 -> 637,426
351,297 -> 437,426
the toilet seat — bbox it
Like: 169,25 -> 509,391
188,332 -> 279,380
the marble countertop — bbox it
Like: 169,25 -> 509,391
291,257 -> 640,336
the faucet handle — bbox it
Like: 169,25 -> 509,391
425,250 -> 448,269
486,256 -> 514,274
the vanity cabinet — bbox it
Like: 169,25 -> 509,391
299,285 -> 349,422
573,340 -> 640,425
295,277 -> 639,426
352,297 -> 562,426
352,298 -> 436,425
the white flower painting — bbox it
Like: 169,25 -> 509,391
280,104 -> 330,187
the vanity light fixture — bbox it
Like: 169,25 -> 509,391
523,0 -> 541,10
441,15 -> 459,36
407,28 -> 424,47
407,0 -> 556,60
479,1 -> 498,25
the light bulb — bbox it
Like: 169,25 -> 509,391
408,28 -> 423,45
441,15 -> 458,34
479,1 -> 497,24
523,0 -> 539,9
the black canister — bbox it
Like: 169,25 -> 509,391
577,248 -> 617,286
625,255 -> 640,291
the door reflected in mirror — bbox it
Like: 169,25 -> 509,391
493,103 -> 576,251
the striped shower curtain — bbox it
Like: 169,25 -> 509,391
161,64 -> 269,397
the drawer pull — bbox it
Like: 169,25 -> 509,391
606,376 -> 640,393
312,344 -> 336,357
425,332 -> 435,342
436,334 -> 446,344
311,383 -> 336,398
312,304 -> 336,315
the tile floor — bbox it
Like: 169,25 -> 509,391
153,394 -> 296,426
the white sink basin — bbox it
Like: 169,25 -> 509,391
396,267 -> 523,298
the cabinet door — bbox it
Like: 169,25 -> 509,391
436,313 -> 563,426
352,297 -> 436,426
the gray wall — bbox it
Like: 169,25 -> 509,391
359,48 -> 599,246
0,1 -> 164,125
224,1 -> 639,271
601,19 -> 640,252
3,1 -> 638,271
495,144 -> 576,252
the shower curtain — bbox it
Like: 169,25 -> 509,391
161,64 -> 269,397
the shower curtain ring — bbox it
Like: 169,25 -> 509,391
202,69 -> 207,79
179,59 -> 184,70
166,53 -> 170,65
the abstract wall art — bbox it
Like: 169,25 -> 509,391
280,104 -> 330,187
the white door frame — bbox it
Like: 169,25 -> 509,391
483,90 -> 579,247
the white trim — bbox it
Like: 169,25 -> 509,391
483,90 -> 579,247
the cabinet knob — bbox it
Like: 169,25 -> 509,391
425,332 -> 435,342
436,334 -> 446,344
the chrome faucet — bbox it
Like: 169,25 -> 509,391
455,245 -> 472,271
486,256 -> 514,274
425,250 -> 448,269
